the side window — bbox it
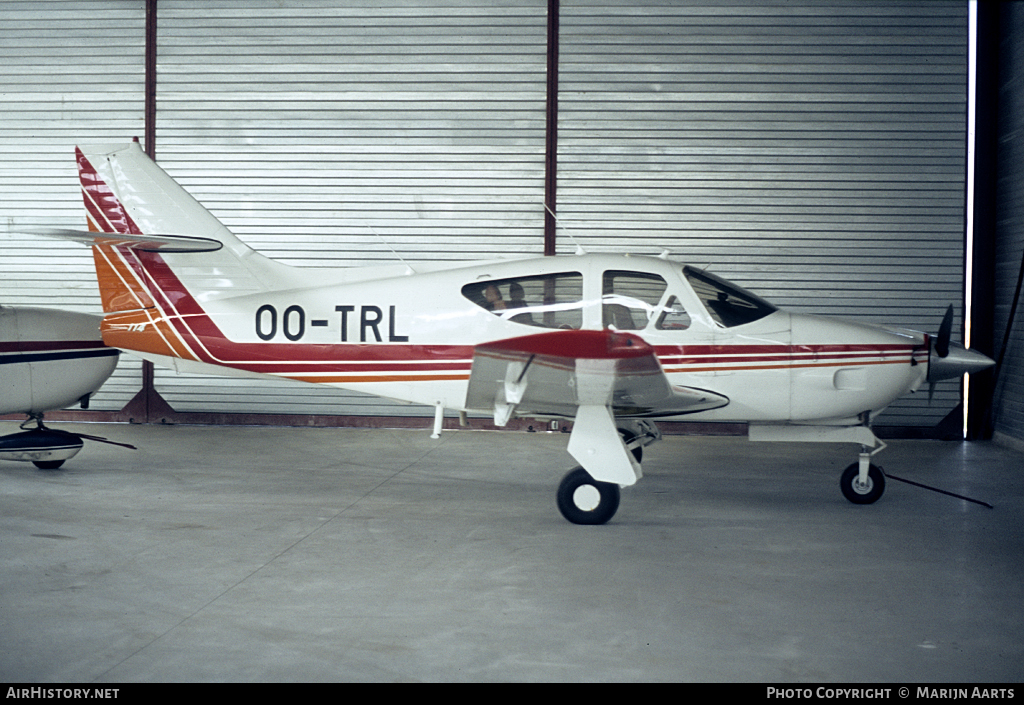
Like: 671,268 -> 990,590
461,272 -> 585,329
602,270 -> 667,330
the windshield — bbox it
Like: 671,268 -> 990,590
683,266 -> 777,328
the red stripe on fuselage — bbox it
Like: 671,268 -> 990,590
657,342 -> 919,373
0,340 -> 108,354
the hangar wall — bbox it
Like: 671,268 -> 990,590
151,1 -> 549,416
555,1 -> 968,428
0,0 -> 147,411
1,0 -> 969,429
994,2 -> 1024,443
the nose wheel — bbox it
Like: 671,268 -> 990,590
556,466 -> 620,525
840,462 -> 886,504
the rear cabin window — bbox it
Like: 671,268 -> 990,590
683,266 -> 777,328
462,272 -> 585,329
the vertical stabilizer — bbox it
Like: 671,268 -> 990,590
78,141 -> 245,253
76,142 -> 295,308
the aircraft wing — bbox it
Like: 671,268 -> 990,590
465,329 -> 729,486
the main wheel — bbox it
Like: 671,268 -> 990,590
556,466 -> 620,525
840,462 -> 885,505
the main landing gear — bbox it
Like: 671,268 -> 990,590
555,422 -> 656,525
0,414 -> 84,470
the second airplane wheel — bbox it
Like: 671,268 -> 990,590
33,459 -> 65,470
556,466 -> 620,525
840,462 -> 886,505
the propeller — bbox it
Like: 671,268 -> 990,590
926,304 -> 994,401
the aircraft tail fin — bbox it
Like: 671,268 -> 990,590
78,141 -> 247,250
75,141 -> 293,314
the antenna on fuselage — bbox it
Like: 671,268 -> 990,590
544,204 -> 586,255
365,224 -> 416,275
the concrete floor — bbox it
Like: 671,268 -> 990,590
1,422 -> 1022,683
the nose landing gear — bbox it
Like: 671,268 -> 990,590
840,461 -> 886,504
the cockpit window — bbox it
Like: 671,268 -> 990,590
683,266 -> 777,328
462,272 -> 584,329
601,270 -> 668,330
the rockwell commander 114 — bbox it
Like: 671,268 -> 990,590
24,141 -> 994,523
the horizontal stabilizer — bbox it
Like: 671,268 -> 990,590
18,228 -> 222,253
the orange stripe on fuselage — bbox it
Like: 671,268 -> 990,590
93,246 -> 200,362
100,309 -> 198,362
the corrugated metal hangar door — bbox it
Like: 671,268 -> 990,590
555,1 -> 968,428
1,0 -> 968,430
150,1 -> 549,417
0,1 -> 147,411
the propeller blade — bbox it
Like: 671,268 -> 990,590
927,305 -> 953,403
936,304 -> 953,358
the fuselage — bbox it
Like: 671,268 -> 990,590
99,251 -> 929,425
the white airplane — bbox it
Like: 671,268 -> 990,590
0,305 -> 123,468
22,141 -> 994,522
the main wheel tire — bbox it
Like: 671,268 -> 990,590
840,462 -> 885,505
556,466 -> 621,525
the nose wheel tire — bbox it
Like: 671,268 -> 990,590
557,466 -> 621,525
840,462 -> 885,505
